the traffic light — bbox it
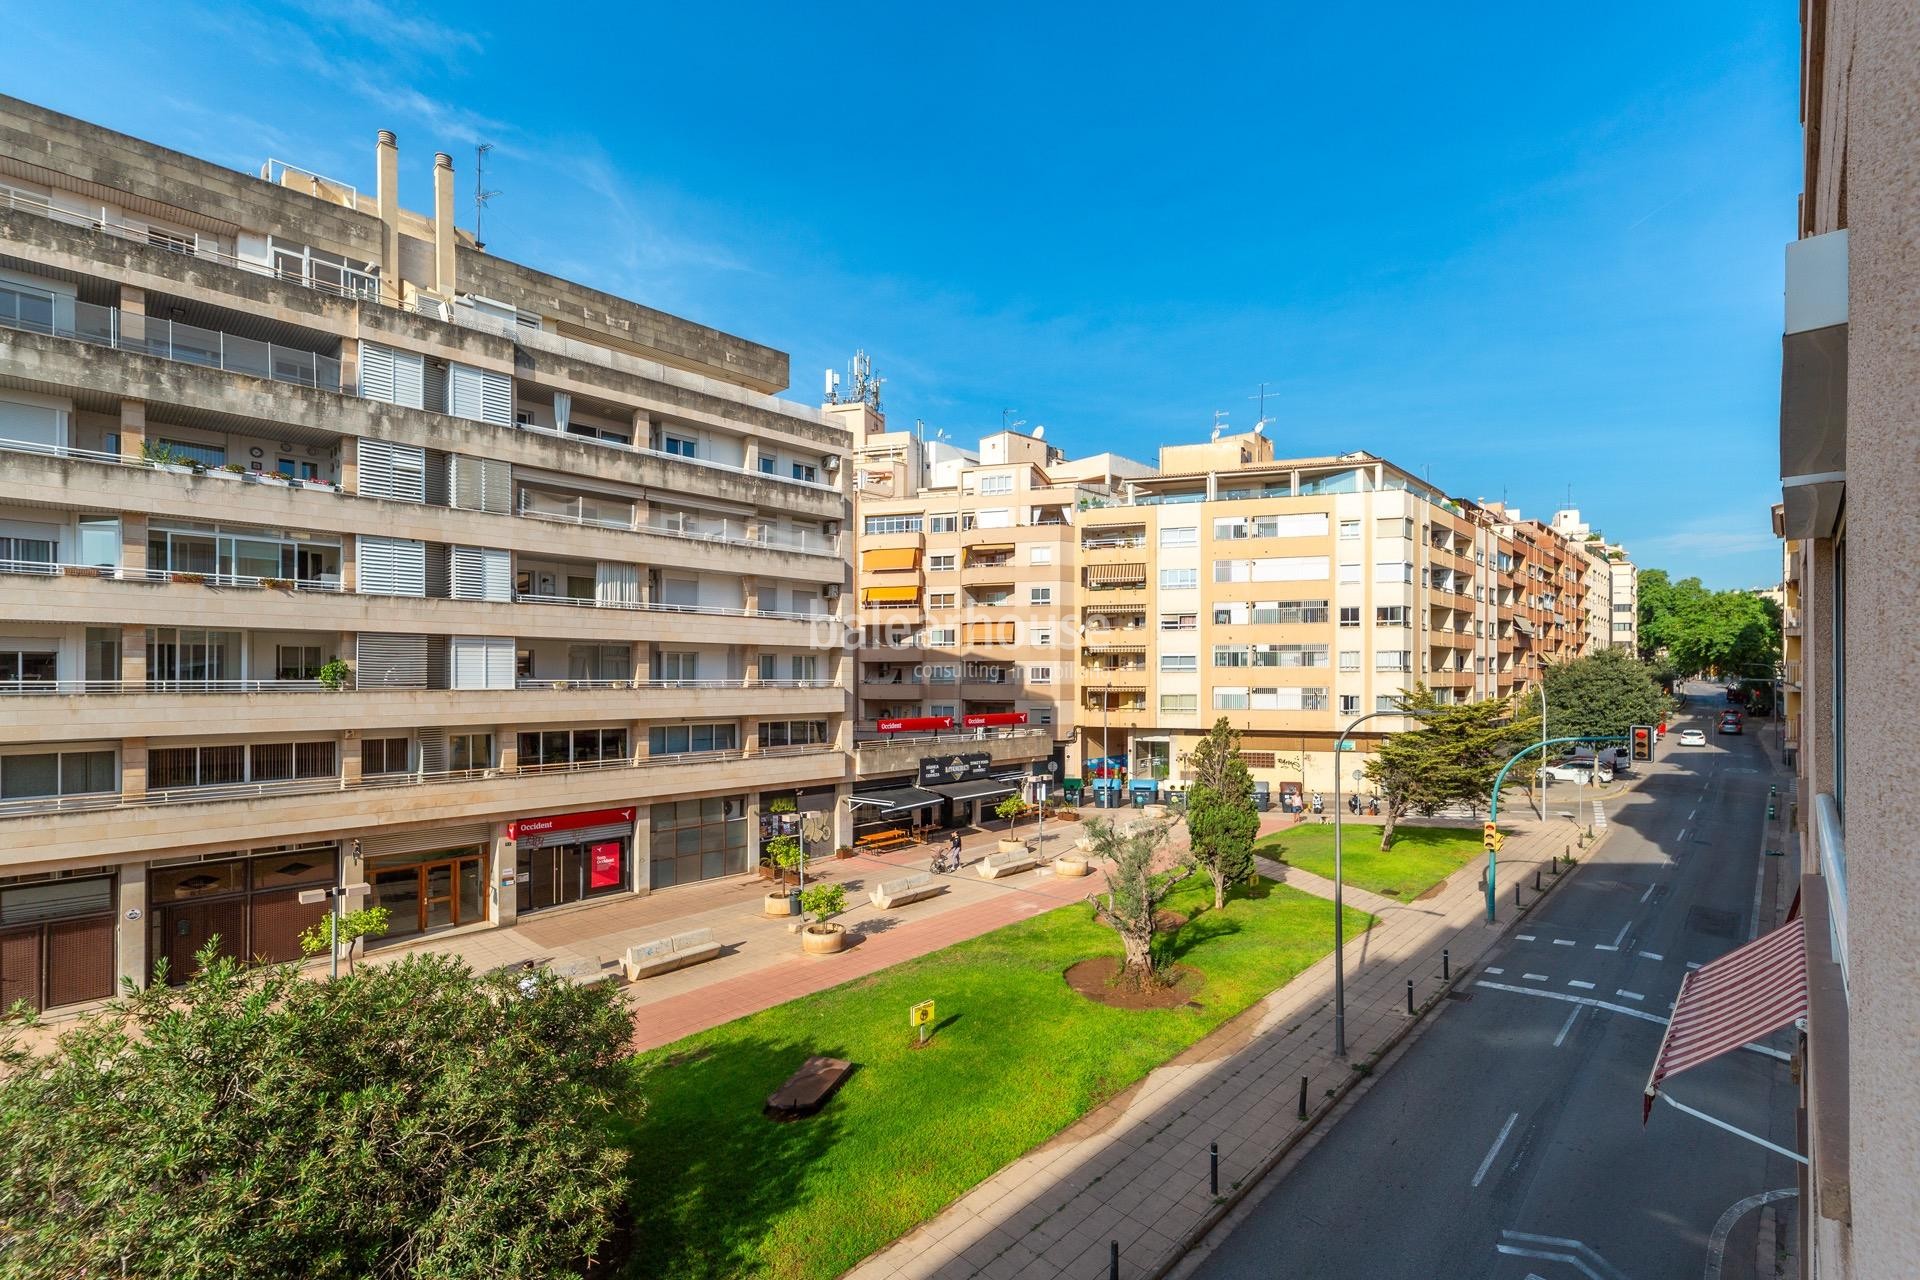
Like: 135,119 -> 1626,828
1631,725 -> 1654,762
1483,821 -> 1503,852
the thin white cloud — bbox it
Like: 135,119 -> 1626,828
287,0 -> 483,58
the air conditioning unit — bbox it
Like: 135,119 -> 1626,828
823,520 -> 840,537
823,584 -> 841,600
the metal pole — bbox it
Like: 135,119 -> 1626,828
1537,675 -> 1547,822
330,885 -> 341,980
1329,708 -> 1417,1059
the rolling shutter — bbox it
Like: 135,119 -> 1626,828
449,363 -> 513,426
449,455 -> 510,514
356,536 -> 427,597
450,546 -> 511,601
359,822 -> 493,857
449,636 -> 514,690
355,438 -> 426,503
0,398 -> 67,449
358,341 -> 425,408
354,633 -> 428,688
595,562 -> 641,606
415,728 -> 449,775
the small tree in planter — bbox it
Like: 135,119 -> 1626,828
993,793 -> 1035,854
298,905 -> 391,975
799,883 -> 848,954
1083,817 -> 1189,986
762,834 -> 805,916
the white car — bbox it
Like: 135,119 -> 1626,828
1543,761 -> 1603,784
1679,728 -> 1707,746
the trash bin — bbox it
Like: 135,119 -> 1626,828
1095,786 -> 1120,809
1252,781 -> 1271,811
1131,790 -> 1148,809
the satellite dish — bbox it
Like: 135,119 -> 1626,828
1032,425 -> 1045,439
1253,420 -> 1267,435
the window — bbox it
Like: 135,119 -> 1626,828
1338,607 -> 1361,627
148,741 -> 332,789
1028,664 -> 1054,684
663,434 -> 698,458
1375,651 -> 1413,672
790,462 -> 818,483
1338,694 -> 1360,714
1374,561 -> 1413,584
929,514 -> 958,533
1159,694 -> 1198,715
929,592 -> 957,609
1216,556 -> 1331,583
1160,612 -> 1197,631
978,474 -> 1014,495
1213,688 -> 1250,710
1029,586 -> 1052,606
274,645 -> 323,681
1213,647 -> 1249,668
656,652 -> 699,682
1375,695 -> 1403,713
761,720 -> 829,747
1212,514 -> 1328,540
927,553 -> 956,572
84,628 -> 119,684
759,456 -> 777,475
1160,526 -> 1198,548
521,728 -> 626,767
930,704 -> 957,720
927,665 -> 958,684
1338,520 -> 1361,540
1376,606 -> 1409,627
1338,562 -> 1362,584
362,737 -> 410,775
158,437 -> 227,468
1249,687 -> 1329,711
1160,654 -> 1198,673
863,515 -> 923,535
0,749 -> 115,800
925,627 -> 957,646
1339,650 -> 1361,671
1252,599 -> 1330,625
1031,627 -> 1053,647
1377,517 -> 1413,539
1160,568 -> 1198,591
1031,706 -> 1054,727
1029,545 -> 1054,565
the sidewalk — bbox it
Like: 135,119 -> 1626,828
843,809 -> 1591,1280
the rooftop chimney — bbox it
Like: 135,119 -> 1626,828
433,152 -> 456,298
375,131 -> 400,303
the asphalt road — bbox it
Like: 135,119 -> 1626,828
1189,688 -> 1800,1280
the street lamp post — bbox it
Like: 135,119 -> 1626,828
1332,708 -> 1419,1059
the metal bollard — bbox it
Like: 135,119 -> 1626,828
1406,979 -> 1415,1014
1298,1074 -> 1308,1119
1515,884 -> 1521,908
1110,1240 -> 1119,1280
1442,948 -> 1450,981
1210,1141 -> 1219,1195
1535,869 -> 1542,891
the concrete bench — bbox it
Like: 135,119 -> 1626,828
977,848 -> 1039,880
622,927 -> 723,981
870,871 -> 944,910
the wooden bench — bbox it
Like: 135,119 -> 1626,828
856,828 -> 915,853
870,871 -> 944,910
622,927 -> 723,981
977,847 -> 1039,880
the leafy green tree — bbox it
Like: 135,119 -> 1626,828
1183,717 -> 1260,908
1083,817 -> 1190,984
1364,686 -> 1539,849
1637,568 -> 1780,676
1525,649 -> 1672,740
298,904 -> 391,974
0,948 -> 635,1279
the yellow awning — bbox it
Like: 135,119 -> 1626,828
864,547 -> 921,572
1086,562 -> 1147,585
966,622 -> 1017,644
965,543 -> 1014,557
861,585 -> 922,605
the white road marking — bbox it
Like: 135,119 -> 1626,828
1610,920 -> 1631,948
1658,1093 -> 1807,1165
1477,980 -> 1795,1061
1616,990 -> 1645,1001
1593,944 -> 1618,951
1522,973 -> 1549,982
1552,1006 -> 1582,1047
1497,1231 -> 1629,1280
1638,950 -> 1663,960
1689,807 -> 1698,820
1640,884 -> 1656,904
1518,934 -> 1536,942
1687,961 -> 1703,970
1471,1111 -> 1519,1187
1703,1188 -> 1799,1280
1553,939 -> 1576,947
1568,980 -> 1595,989
1495,1246 -> 1605,1280
1676,828 -> 1687,842
1485,966 -> 1504,975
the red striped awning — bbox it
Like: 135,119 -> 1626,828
1643,917 -> 1806,1121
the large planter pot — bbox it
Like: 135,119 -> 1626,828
996,838 -> 1030,856
801,923 -> 847,955
1054,855 -> 1090,878
763,891 -> 799,917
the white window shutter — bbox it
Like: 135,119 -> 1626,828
356,438 -> 426,503
354,633 -> 428,687
356,536 -> 426,597
449,454 -> 510,513
449,364 -> 512,426
358,342 -> 426,408
485,636 -> 515,689
451,635 -> 513,689
450,546 -> 510,601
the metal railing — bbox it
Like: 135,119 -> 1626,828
0,743 -> 840,819
853,727 -> 1048,746
0,678 -> 329,695
0,294 -> 342,391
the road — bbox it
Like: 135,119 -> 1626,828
1188,686 -> 1800,1280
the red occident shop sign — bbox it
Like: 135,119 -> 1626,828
506,806 -> 636,841
876,716 -> 955,733
963,712 -> 1028,727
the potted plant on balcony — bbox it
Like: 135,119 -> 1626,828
170,571 -> 207,585
799,883 -> 848,955
316,657 -> 351,691
762,834 -> 804,916
261,576 -> 292,590
62,564 -> 101,579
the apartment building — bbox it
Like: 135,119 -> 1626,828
0,98 -> 853,1013
1550,507 -> 1638,653
845,401 -> 1147,828
1072,435 -> 1593,804
1773,0 -> 1920,1270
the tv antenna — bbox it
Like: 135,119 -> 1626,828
1001,408 -> 1026,433
1247,380 -> 1280,434
474,143 -> 501,250
1210,408 -> 1230,441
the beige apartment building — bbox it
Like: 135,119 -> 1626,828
0,98 -> 854,1013
1072,433 -> 1595,806
1551,507 -> 1639,653
845,402 -> 1146,827
1773,0 -> 1920,1271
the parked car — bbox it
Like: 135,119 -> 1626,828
1718,712 -> 1744,735
1543,761 -> 1599,784
1679,728 -> 1707,746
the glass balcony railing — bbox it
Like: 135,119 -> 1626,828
0,293 -> 341,391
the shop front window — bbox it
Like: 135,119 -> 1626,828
649,796 -> 748,889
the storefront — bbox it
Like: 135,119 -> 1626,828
649,795 -> 749,889
361,823 -> 494,941
507,807 -> 636,914
148,843 -> 336,982
0,872 -> 116,1012
759,786 -> 838,859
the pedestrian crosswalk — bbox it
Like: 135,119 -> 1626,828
1591,800 -> 1607,831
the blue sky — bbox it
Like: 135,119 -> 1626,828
8,1 -> 1797,587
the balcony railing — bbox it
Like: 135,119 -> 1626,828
0,295 -> 341,391
0,674 -> 838,697
1813,792 -> 1848,994
0,743 -> 840,819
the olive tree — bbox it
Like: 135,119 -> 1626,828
1083,816 -> 1190,984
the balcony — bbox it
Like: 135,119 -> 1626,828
0,292 -> 341,390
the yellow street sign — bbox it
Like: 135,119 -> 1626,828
909,999 -> 935,1028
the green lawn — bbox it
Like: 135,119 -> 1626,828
1255,823 -> 1483,899
612,877 -> 1371,1280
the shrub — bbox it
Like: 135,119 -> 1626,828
800,882 -> 847,922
